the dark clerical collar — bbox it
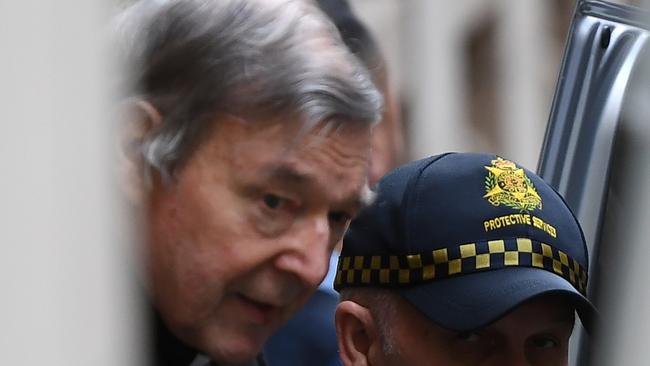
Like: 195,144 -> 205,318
152,308 -> 200,366
150,305 -> 265,366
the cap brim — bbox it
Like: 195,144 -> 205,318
398,267 -> 596,333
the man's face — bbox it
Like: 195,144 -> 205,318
146,115 -> 371,363
370,295 -> 575,366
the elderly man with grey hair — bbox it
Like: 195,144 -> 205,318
114,0 -> 382,365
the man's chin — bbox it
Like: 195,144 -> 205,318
201,330 -> 268,365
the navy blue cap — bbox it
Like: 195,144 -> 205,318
335,153 -> 595,331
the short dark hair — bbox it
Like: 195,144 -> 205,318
339,287 -> 399,354
317,0 -> 384,77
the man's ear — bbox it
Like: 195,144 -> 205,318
116,99 -> 163,206
335,300 -> 380,366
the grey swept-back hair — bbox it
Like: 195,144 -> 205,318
114,0 -> 383,180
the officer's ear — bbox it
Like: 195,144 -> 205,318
116,99 -> 163,206
336,300 -> 381,366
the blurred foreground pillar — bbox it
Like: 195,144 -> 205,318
0,2 -> 142,365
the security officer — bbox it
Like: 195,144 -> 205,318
334,152 -> 596,366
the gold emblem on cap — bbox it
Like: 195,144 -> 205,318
483,157 -> 542,212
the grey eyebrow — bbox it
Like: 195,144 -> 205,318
261,164 -> 373,214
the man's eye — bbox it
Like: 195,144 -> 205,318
263,194 -> 284,209
531,336 -> 558,349
456,331 -> 481,342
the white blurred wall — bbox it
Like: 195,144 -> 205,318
0,2 -> 141,365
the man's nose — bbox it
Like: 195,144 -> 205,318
274,214 -> 332,288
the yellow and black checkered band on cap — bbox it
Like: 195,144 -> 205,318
334,238 -> 588,295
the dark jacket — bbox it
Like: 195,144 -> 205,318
152,308 -> 266,366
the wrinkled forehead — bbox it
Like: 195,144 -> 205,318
219,114 -> 372,197
221,114 -> 372,157
276,125 -> 372,200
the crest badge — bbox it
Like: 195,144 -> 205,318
483,157 -> 542,212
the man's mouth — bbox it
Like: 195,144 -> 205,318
236,294 -> 279,325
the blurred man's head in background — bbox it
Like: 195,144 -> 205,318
318,0 -> 404,185
335,153 -> 595,366
114,0 -> 382,364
